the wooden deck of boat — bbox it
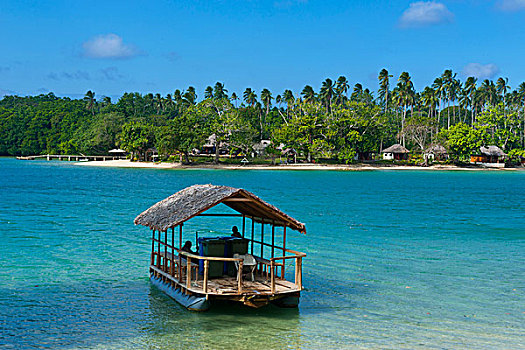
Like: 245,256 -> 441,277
190,276 -> 299,296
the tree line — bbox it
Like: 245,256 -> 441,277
1,68 -> 525,163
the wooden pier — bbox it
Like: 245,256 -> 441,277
16,154 -> 126,162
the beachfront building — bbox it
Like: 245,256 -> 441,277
470,146 -> 507,168
202,134 -> 229,155
252,140 -> 271,157
424,145 -> 448,162
382,144 -> 409,161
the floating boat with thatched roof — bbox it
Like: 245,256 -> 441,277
134,184 -> 306,311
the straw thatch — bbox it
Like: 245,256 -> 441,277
480,146 -> 506,157
425,145 -> 447,154
382,144 -> 409,154
134,184 -> 306,233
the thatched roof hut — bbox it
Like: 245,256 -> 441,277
134,184 -> 306,233
382,144 -> 409,154
425,145 -> 447,154
480,146 -> 506,157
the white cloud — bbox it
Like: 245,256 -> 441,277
497,0 -> 525,11
82,34 -> 141,59
462,63 -> 500,79
399,1 -> 454,28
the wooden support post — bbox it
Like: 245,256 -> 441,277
297,257 -> 302,290
282,226 -> 287,278
157,230 -> 161,268
178,224 -> 183,280
203,260 -> 209,293
164,230 -> 168,271
270,260 -> 275,294
171,228 -> 175,276
260,222 -> 264,258
237,261 -> 243,294
271,221 -> 275,259
151,230 -> 155,266
242,215 -> 245,238
186,257 -> 192,293
251,218 -> 254,255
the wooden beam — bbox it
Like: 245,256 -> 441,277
186,257 -> 192,294
223,198 -> 252,202
203,260 -> 209,293
282,226 -> 287,278
237,261 -> 243,294
251,218 -> 254,255
242,215 -> 245,238
197,213 -> 243,217
271,221 -> 275,259
260,222 -> 264,258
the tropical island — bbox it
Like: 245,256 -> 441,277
1,69 -> 525,168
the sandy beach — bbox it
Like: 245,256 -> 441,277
74,159 -> 523,171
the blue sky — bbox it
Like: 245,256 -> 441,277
1,0 -> 524,99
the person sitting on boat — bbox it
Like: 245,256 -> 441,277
231,226 -> 242,238
181,240 -> 195,254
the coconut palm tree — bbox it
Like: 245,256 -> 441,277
204,86 -> 214,99
184,87 -> 197,105
283,89 -> 295,117
301,85 -> 316,103
351,83 -> 363,101
84,90 -> 96,116
464,77 -> 477,124
213,82 -> 228,100
496,77 -> 510,122
518,82 -> 525,147
260,88 -> 273,117
243,88 -> 257,107
378,68 -> 393,112
230,92 -> 238,107
320,78 -> 335,113
335,76 -> 349,106
397,72 -> 415,146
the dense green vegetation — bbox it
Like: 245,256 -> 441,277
1,69 -> 525,163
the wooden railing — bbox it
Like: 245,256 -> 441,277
151,247 -> 305,295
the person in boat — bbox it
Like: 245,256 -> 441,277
181,240 -> 195,254
231,226 -> 242,238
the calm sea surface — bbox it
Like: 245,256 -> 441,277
0,158 -> 523,349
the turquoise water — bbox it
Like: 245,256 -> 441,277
0,158 -> 524,349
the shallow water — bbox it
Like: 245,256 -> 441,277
0,158 -> 523,349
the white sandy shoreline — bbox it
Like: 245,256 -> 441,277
73,159 -> 523,171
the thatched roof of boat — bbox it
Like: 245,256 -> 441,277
382,144 -> 409,153
425,144 -> 447,154
480,146 -> 506,157
134,184 -> 306,233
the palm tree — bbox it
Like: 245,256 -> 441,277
260,88 -> 273,117
204,86 -> 214,99
378,68 -> 393,112
464,77 -> 477,124
283,89 -> 295,117
320,78 -> 335,113
154,93 -> 163,113
213,82 -> 228,100
84,90 -> 96,116
301,85 -> 316,103
230,92 -> 238,107
351,83 -> 363,101
518,82 -> 525,147
335,76 -> 349,106
496,77 -> 510,123
397,72 -> 415,146
243,88 -> 257,107
184,86 -> 197,105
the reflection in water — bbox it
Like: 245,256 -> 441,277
145,284 -> 303,349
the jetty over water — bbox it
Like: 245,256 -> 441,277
16,154 -> 126,161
